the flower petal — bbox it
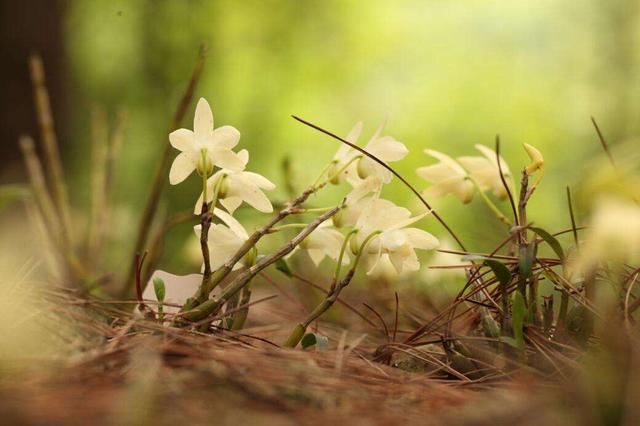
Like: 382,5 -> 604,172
416,163 -> 454,183
243,171 -> 276,190
366,136 -> 408,162
424,149 -> 467,176
213,207 -> 249,239
229,175 -> 273,213
194,98 -> 214,140
169,128 -> 195,151
143,270 -> 202,313
206,224 -> 245,271
346,121 -> 363,144
210,125 -> 241,150
307,248 -> 326,266
220,196 -> 243,215
169,152 -> 196,185
402,228 -> 439,250
210,147 -> 245,171
345,176 -> 381,205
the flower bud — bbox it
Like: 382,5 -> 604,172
356,157 -> 372,179
327,160 -> 342,185
523,143 -> 544,174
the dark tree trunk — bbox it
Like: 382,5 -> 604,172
0,0 -> 67,181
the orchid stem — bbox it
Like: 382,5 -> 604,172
284,231 -> 380,348
469,178 -> 511,226
269,223 -> 309,233
332,229 -> 358,290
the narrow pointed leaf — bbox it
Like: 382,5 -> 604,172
531,227 -> 565,261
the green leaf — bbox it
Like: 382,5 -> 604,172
530,227 -> 565,261
486,260 -> 512,289
153,278 -> 166,302
275,258 -> 293,277
462,255 -> 511,288
512,292 -> 526,349
301,333 -> 317,349
518,242 -> 537,278
481,314 -> 501,338
0,184 -> 30,213
300,332 -> 329,351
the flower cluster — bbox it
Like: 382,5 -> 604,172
168,98 -> 275,270
416,144 -> 515,204
142,97 -> 556,350
304,121 -> 440,274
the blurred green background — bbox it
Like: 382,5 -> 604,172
1,0 -> 639,275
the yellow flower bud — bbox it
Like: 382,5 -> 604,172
523,143 -> 544,175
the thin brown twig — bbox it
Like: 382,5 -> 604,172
566,186 -> 579,249
183,206 -> 341,322
494,136 -> 518,226
392,292 -> 399,342
191,184 -> 328,306
590,116 -> 616,167
363,302 -> 390,341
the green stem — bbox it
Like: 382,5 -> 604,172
332,229 -> 358,289
283,230 -> 380,348
268,223 -> 309,233
301,206 -> 336,213
469,178 -> 511,226
201,171 -> 209,206
157,303 -> 164,323
193,176 -> 223,304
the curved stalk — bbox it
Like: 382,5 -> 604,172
283,231 -> 380,348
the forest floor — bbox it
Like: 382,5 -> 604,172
0,300 -> 568,426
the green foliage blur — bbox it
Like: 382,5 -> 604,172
63,0 -> 639,272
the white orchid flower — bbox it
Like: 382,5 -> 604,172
169,98 -> 245,185
194,149 -> 276,214
141,270 -> 202,314
356,122 -> 409,184
328,122 -> 364,185
298,221 -> 350,266
416,149 -> 475,204
353,198 -> 439,275
458,144 -> 514,199
333,176 -> 383,228
194,208 -> 252,272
